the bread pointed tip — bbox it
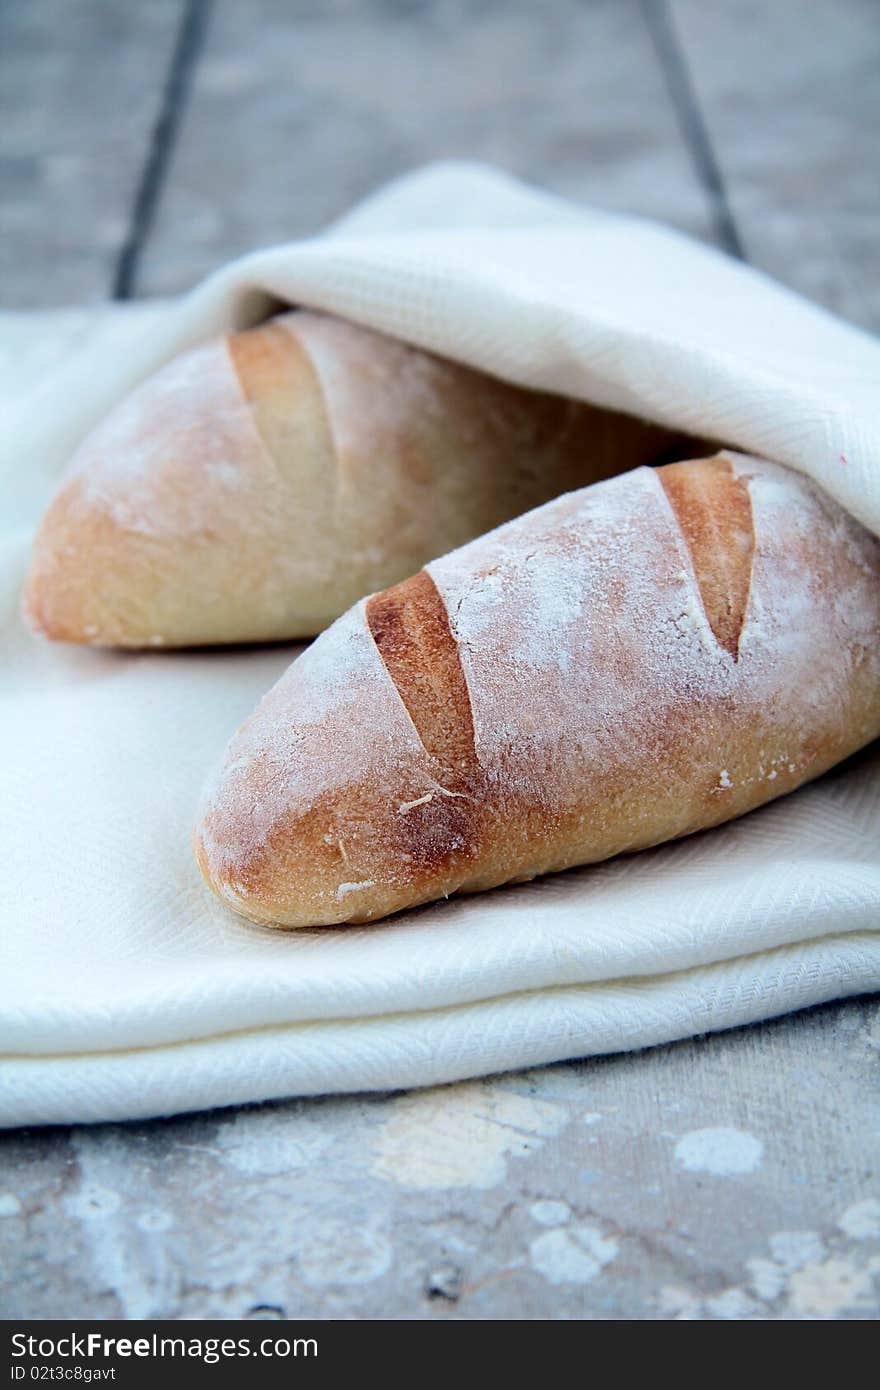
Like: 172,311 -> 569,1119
22,536 -> 105,646
23,487 -> 173,648
21,573 -> 61,642
193,600 -> 474,929
22,322 -> 344,649
194,814 -> 352,930
193,825 -> 276,926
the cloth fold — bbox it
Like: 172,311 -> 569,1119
1,162 -> 878,1127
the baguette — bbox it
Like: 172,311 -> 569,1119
195,451 -> 880,928
23,310 -> 692,647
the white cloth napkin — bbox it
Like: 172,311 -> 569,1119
1,162 -> 878,1128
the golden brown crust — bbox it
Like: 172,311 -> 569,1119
24,310 -> 705,647
365,570 -> 485,879
23,328 -> 337,647
658,454 -> 755,658
227,318 -> 300,398
195,452 -> 880,928
365,570 -> 477,784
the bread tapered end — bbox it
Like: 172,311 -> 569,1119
193,597 -> 488,929
22,320 -> 338,648
23,488 -> 165,647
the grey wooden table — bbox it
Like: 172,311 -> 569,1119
1,0 -> 878,1320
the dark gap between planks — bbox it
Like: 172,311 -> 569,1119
638,0 -> 746,261
112,0 -> 747,298
112,0 -> 214,300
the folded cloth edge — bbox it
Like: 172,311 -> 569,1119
3,161 -> 879,535
4,930 -> 878,1128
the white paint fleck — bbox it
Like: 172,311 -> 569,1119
747,1257 -> 787,1301
68,1132 -> 171,1319
529,1226 -> 618,1285
838,1198 -> 880,1241
705,1287 -> 762,1320
424,1224 -> 476,1257
64,1185 -> 122,1221
136,1210 -> 173,1233
529,1200 -> 571,1227
788,1257 -> 875,1318
295,1219 -> 391,1288
582,1112 -> 602,1126
216,1108 -> 332,1176
769,1230 -> 825,1270
717,769 -> 732,789
0,1193 -> 22,1217
372,1082 -> 566,1190
657,1285 -> 702,1319
674,1127 -> 763,1176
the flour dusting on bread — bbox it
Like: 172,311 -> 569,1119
69,341 -> 259,536
196,452 -> 880,927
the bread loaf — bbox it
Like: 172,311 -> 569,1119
23,310 -> 692,647
195,451 -> 880,928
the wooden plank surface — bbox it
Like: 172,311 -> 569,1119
2,998 -> 878,1319
135,0 -> 718,295
0,0 -> 185,308
670,0 -> 880,329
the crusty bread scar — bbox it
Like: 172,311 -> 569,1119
195,451 -> 880,927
